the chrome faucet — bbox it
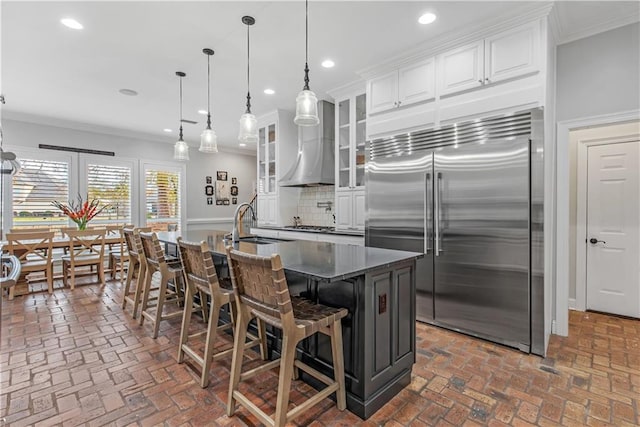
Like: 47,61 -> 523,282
232,202 -> 256,243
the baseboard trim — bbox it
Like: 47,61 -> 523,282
568,298 -> 577,310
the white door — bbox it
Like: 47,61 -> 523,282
367,70 -> 398,114
484,22 -> 539,84
586,141 -> 640,317
437,40 -> 484,96
398,57 -> 436,107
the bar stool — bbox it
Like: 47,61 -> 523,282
176,238 -> 268,388
121,227 -> 151,318
138,231 -> 192,338
107,224 -> 134,282
225,247 -> 347,427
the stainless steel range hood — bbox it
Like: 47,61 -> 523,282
279,100 -> 335,187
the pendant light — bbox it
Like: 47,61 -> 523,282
199,48 -> 218,153
173,71 -> 189,161
238,16 -> 258,144
294,0 -> 319,126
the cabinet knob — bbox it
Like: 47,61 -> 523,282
478,79 -> 484,84
397,101 -> 402,106
393,101 -> 398,107
485,77 -> 490,83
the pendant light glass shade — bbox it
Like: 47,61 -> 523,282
173,71 -> 189,161
238,113 -> 258,143
294,0 -> 319,126
199,128 -> 218,153
238,16 -> 259,144
199,48 -> 218,153
294,89 -> 319,126
174,139 -> 189,161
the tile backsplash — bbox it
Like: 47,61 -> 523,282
296,186 -> 335,227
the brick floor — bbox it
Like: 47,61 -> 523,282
1,278 -> 639,426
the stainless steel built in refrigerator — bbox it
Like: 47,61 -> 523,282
366,109 -> 544,355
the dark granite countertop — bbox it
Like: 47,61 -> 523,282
252,225 -> 365,237
156,230 -> 420,282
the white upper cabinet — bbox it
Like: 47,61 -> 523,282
367,57 -> 436,115
438,22 -> 540,97
485,22 -> 540,84
438,41 -> 484,96
368,71 -> 398,114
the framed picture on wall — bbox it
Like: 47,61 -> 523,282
232,197 -> 237,205
230,186 -> 238,196
231,177 -> 237,185
216,181 -> 230,200
216,200 -> 223,205
216,171 -> 227,181
206,176 -> 212,184
207,197 -> 213,205
223,200 -> 230,205
205,185 -> 214,196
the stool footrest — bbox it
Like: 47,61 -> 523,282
232,391 -> 275,427
240,359 -> 280,382
181,345 -> 205,366
294,360 -> 334,386
286,382 -> 339,422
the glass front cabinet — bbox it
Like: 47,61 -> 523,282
334,88 -> 366,231
256,110 -> 298,227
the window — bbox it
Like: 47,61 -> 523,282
86,163 -> 132,224
11,158 -> 70,232
144,168 -> 181,231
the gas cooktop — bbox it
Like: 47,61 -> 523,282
282,225 -> 336,232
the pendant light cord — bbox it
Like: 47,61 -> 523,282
303,0 -> 310,91
245,22 -> 252,114
178,75 -> 184,141
206,54 -> 212,129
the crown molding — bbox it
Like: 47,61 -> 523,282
358,2 -> 554,80
556,13 -> 640,45
547,3 -> 562,45
326,79 -> 366,101
1,110 -> 255,156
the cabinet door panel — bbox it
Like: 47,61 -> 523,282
353,191 -> 366,230
267,197 -> 277,225
257,196 -> 267,225
336,193 -> 353,229
367,71 -> 398,115
398,58 -> 435,107
485,22 -> 539,83
438,41 -> 484,96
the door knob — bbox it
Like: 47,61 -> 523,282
589,238 -> 606,244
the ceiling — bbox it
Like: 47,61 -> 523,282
1,1 -> 638,153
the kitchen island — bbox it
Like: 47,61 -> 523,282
157,230 -> 421,419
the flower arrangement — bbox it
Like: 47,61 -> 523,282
52,195 -> 109,230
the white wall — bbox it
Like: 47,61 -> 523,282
556,23 -> 640,122
1,117 -> 256,231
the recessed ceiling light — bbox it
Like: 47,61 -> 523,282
61,18 -> 83,30
418,13 -> 437,25
263,88 -> 275,95
239,143 -> 247,147
198,109 -> 208,115
119,88 -> 138,96
163,128 -> 172,133
321,59 -> 335,68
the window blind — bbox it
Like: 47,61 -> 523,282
12,158 -> 70,231
145,168 -> 180,231
87,163 -> 132,224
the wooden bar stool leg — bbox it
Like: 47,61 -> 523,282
132,263 -> 147,319
200,297 -> 222,388
70,265 -> 76,290
177,280 -> 194,364
274,335 -> 298,427
122,259 -> 135,309
47,264 -> 54,294
139,269 -> 153,326
199,290 -> 209,323
227,307 -> 250,416
257,318 -> 268,361
330,321 -> 347,411
98,261 -> 106,286
152,275 -> 168,339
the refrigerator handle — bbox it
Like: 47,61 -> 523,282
425,173 -> 431,254
435,172 -> 441,256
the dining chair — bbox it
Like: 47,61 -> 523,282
107,224 -> 134,282
5,232 -> 55,299
61,229 -> 107,290
122,227 -> 151,318
138,231 -> 191,339
225,247 -> 347,427
177,237 -> 267,388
